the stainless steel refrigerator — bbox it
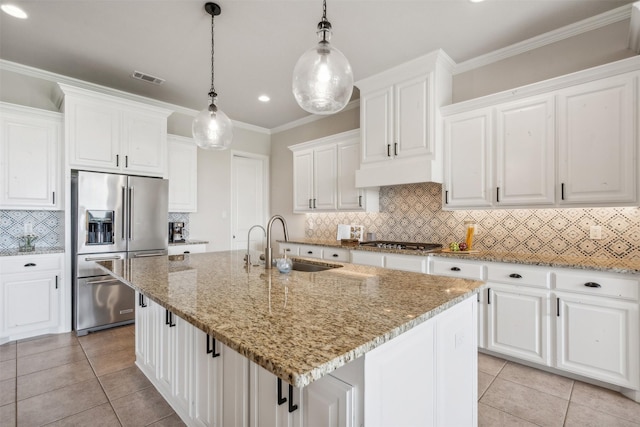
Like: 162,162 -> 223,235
72,170 -> 168,336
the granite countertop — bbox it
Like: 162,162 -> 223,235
0,246 -> 65,257
168,239 -> 209,246
97,250 -> 483,388
284,239 -> 640,275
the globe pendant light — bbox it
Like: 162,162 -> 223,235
192,2 -> 233,150
292,0 -> 354,115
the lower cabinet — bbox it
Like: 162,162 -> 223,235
351,250 -> 426,273
168,244 -> 207,255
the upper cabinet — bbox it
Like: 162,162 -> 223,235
0,103 -> 62,210
355,49 -> 454,188
442,57 -> 640,209
59,84 -> 172,177
167,135 -> 198,213
290,130 -> 379,213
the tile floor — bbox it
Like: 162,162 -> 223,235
1,327 -> 639,426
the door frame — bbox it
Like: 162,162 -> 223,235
230,150 -> 270,249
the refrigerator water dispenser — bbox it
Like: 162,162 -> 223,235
87,210 -> 114,244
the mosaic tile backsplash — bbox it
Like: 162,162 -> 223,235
0,210 -> 64,249
305,182 -> 640,261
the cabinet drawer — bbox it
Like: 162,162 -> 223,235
430,258 -> 484,280
0,254 -> 63,274
487,263 -> 549,289
351,251 -> 384,267
298,245 -> 323,259
168,244 -> 206,255
385,254 -> 426,273
279,243 -> 299,256
555,270 -> 639,301
321,247 -> 350,262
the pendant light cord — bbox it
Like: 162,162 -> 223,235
209,10 -> 217,101
320,0 -> 330,43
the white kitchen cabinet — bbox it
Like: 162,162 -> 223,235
168,134 -> 198,212
336,136 -> 379,212
0,253 -> 63,344
443,108 -> 492,208
298,244 -> 323,260
0,103 -> 62,209
557,72 -> 637,206
292,145 -> 336,212
60,84 -> 171,177
355,50 -> 453,188
168,243 -> 207,255
351,250 -> 426,272
554,269 -> 639,389
249,362 -> 303,427
304,374 -> 355,427
321,247 -> 350,263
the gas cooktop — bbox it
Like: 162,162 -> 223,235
359,241 -> 443,252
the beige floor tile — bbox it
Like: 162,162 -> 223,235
99,365 -> 152,401
478,371 -> 494,399
478,402 -> 538,427
564,401 -> 639,427
571,381 -> 640,424
147,412 -> 188,426
17,345 -> 86,377
0,402 -> 16,427
111,386 -> 174,427
88,347 -> 136,377
45,402 -> 121,427
17,377 -> 107,426
478,352 -> 507,376
81,333 -> 134,358
0,342 -> 16,362
0,360 -> 16,381
0,378 -> 15,406
498,361 -> 574,399
110,324 -> 135,338
16,333 -> 79,358
17,359 -> 95,401
480,377 -> 568,427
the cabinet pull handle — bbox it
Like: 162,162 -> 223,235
24,263 -> 36,267
165,309 -> 176,327
206,334 -> 221,358
487,288 -> 491,304
394,142 -> 398,156
285,248 -> 291,252
52,191 -> 56,205
307,251 -> 313,255
557,297 -> 560,317
561,183 -> 565,200
450,267 -> 461,271
116,154 -> 119,167
584,282 -> 601,288
184,251 -> 190,254
509,273 -> 522,279
313,199 -> 316,209
138,293 -> 147,308
55,275 -> 59,289
277,378 -> 287,405
358,195 -> 362,207
308,199 -> 312,209
387,144 -> 391,157
496,187 -> 500,203
445,190 -> 448,204
125,155 -> 128,168
288,384 -> 298,413
332,253 -> 339,257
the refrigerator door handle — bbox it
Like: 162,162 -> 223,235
122,186 -> 127,240
132,252 -> 166,258
84,255 -> 122,262
128,186 -> 133,241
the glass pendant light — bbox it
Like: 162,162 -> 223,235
192,2 -> 233,150
292,0 -> 354,115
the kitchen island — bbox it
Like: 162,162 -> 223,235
98,250 -> 484,427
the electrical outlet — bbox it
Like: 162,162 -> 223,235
590,225 -> 602,240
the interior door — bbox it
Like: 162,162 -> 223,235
231,154 -> 267,253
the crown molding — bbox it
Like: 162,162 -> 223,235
454,3 -> 634,75
629,2 -> 640,53
0,59 -> 270,135
270,99 -> 360,135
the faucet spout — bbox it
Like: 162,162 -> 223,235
246,225 -> 266,267
265,215 -> 289,269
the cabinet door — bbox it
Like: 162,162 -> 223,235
173,317 -> 193,418
337,139 -> 363,211
486,285 -> 550,366
134,292 -> 148,366
443,109 -> 493,208
395,74 -> 431,159
0,111 -> 61,209
495,95 -> 555,206
66,98 -> 120,171
304,374 -> 355,427
293,150 -> 314,212
313,144 -> 337,210
557,72 -> 637,205
157,308 -> 176,396
122,110 -> 166,176
1,272 -> 60,338
168,135 -> 198,212
360,86 -> 393,164
193,329 -> 224,427
249,363 -> 302,427
556,293 -> 639,389
222,344 -> 250,427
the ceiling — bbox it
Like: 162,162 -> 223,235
0,0 -> 635,130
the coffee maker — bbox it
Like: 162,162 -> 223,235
169,222 -> 185,243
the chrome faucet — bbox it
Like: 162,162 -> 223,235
245,225 -> 266,267
265,215 -> 289,269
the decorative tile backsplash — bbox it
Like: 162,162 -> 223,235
0,210 -> 64,249
305,182 -> 640,261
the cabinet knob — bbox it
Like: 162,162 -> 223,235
584,282 -> 601,288
450,267 -> 461,271
24,263 -> 36,267
509,273 -> 522,279
307,251 -> 313,254
332,253 -> 339,257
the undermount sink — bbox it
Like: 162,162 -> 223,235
291,261 -> 342,272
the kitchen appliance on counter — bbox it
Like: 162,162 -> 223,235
72,170 -> 168,336
169,221 -> 185,243
359,241 -> 443,252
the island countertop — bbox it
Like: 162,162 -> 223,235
98,250 -> 484,388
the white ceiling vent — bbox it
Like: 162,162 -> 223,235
131,70 -> 165,85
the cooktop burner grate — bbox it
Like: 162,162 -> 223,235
359,241 -> 443,251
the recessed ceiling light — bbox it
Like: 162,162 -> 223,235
258,95 -> 270,102
469,0 -> 485,3
1,4 -> 27,19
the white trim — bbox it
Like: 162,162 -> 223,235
270,99 -> 360,135
0,101 -> 63,120
629,2 -> 640,53
0,59 -> 271,135
454,3 -> 634,75
288,129 -> 360,152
